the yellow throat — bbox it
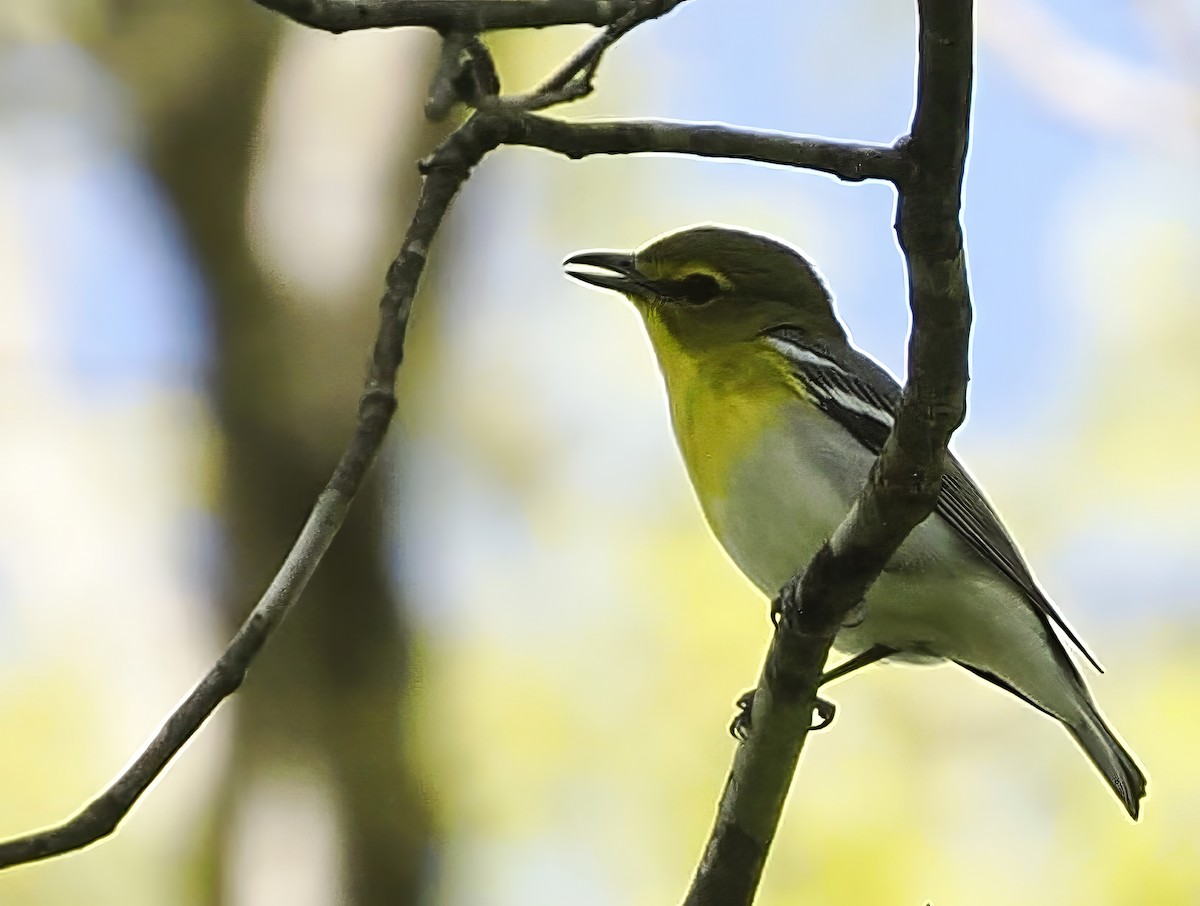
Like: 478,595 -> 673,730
637,305 -> 802,507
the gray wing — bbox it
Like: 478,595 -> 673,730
937,455 -> 1100,671
765,329 -> 1101,672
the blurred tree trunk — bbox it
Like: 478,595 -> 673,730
99,3 -> 441,903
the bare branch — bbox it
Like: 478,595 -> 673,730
0,495 -> 348,867
2,0 -> 971,889
251,0 -> 638,34
682,1 -> 975,902
0,114 -> 504,870
503,112 -> 908,182
494,0 -> 689,110
423,3 -> 690,118
0,0 -> 686,870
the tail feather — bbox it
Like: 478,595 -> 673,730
1067,705 -> 1147,820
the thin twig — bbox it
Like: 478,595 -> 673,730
494,0 -> 690,110
0,114 -> 504,870
681,1 -> 975,903
251,0 -> 637,33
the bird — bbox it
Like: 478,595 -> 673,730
563,223 -> 1146,820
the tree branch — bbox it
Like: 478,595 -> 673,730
2,0 -> 973,889
250,0 -> 638,34
503,112 -> 908,183
0,0 -> 681,871
682,1 -> 975,903
0,114 -> 503,870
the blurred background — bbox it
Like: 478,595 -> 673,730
0,0 -> 1197,903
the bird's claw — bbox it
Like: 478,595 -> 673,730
774,582 -> 866,632
729,690 -> 755,740
811,696 -> 836,731
729,690 -> 838,740
771,577 -> 802,628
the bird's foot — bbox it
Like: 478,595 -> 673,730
811,696 -> 836,730
770,576 -> 802,628
729,689 -> 837,740
729,690 -> 755,740
772,580 -> 867,631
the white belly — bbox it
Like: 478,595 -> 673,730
696,416 -> 1060,688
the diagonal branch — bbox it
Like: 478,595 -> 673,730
0,114 -> 504,870
681,1 -> 975,903
0,0 -> 694,870
250,0 -> 638,33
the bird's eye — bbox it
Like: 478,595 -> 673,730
673,272 -> 721,304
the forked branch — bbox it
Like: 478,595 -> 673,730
0,0 -> 677,870
0,4 -> 974,898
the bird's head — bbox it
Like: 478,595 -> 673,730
563,224 -> 845,349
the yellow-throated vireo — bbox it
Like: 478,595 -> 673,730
563,224 -> 1146,820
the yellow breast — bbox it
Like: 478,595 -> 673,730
641,315 -> 798,513
639,312 -> 870,597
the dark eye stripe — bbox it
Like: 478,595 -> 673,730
665,272 -> 721,303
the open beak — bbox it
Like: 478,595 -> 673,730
563,250 -> 653,296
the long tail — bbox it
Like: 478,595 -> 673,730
1066,703 -> 1147,820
